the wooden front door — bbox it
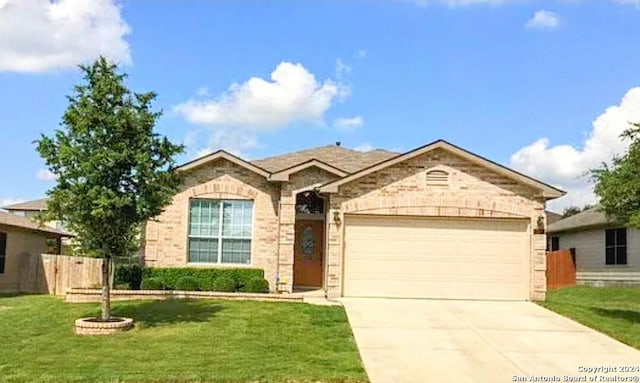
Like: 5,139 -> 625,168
293,220 -> 324,287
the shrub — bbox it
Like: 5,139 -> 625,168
241,277 -> 270,293
115,264 -> 143,290
175,276 -> 200,291
142,267 -> 263,291
212,277 -> 237,292
140,277 -> 165,290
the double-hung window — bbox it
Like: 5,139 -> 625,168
605,228 -> 627,265
0,232 -> 6,274
188,199 -> 253,264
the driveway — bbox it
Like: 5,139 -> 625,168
341,298 -> 640,383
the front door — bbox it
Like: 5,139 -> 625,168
293,220 -> 324,287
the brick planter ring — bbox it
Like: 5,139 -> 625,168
75,317 -> 134,335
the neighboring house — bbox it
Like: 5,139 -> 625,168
1,198 -> 67,232
145,139 -> 564,301
0,211 -> 70,291
548,207 -> 640,286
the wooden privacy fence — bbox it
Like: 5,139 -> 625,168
546,249 -> 576,289
19,253 -> 103,296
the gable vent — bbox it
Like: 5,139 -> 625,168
426,170 -> 449,186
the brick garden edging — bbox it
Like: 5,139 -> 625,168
75,317 -> 134,335
65,288 -> 304,303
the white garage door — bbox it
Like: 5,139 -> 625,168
343,216 -> 530,300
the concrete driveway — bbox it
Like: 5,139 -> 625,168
341,298 -> 640,383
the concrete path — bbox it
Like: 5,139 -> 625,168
341,298 -> 640,383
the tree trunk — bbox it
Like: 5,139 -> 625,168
101,256 -> 111,321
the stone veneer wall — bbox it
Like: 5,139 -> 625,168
325,148 -> 548,301
144,159 -> 281,288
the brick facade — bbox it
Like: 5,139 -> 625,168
144,147 -> 551,300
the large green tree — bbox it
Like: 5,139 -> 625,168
37,57 -> 184,321
592,122 -> 640,228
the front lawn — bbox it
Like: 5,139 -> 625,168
538,286 -> 640,349
0,294 -> 367,383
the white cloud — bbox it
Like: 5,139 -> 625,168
355,50 -> 367,59
0,0 -> 131,73
174,61 -> 350,155
354,143 -> 376,152
510,87 -> 640,210
36,168 -> 57,181
335,58 -> 351,80
526,10 -> 560,29
333,116 -> 364,131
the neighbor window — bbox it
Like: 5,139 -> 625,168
188,199 -> 253,264
605,228 -> 627,265
0,232 -> 6,274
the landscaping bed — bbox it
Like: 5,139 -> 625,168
0,294 -> 367,383
65,288 -> 303,303
538,286 -> 640,349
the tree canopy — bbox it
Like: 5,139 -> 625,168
592,122 -> 640,228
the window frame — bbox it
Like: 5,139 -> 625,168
0,231 -> 6,274
605,228 -> 627,266
550,236 -> 560,251
187,199 -> 254,265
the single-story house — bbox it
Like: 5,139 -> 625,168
548,207 -> 640,286
144,139 -> 565,301
0,211 -> 70,291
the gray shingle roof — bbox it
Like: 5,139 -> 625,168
2,197 -> 49,211
547,207 -> 610,233
250,145 -> 399,173
0,211 -> 71,236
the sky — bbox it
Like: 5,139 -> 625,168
1,0 -> 640,213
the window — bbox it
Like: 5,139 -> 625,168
550,236 -> 560,251
605,228 -> 627,265
188,199 -> 253,264
0,232 -> 6,274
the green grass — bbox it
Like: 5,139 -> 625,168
538,286 -> 640,349
0,294 -> 367,383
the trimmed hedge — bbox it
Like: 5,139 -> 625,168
114,264 -> 143,290
212,277 -> 237,292
140,277 -> 165,290
141,267 -> 264,292
242,277 -> 270,293
175,276 -> 200,291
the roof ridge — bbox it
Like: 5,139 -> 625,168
251,144 -> 358,163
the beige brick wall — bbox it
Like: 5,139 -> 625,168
276,168 -> 340,292
326,148 -> 548,300
144,159 -> 281,288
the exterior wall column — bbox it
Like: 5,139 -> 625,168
326,197 -> 344,299
277,185 -> 296,293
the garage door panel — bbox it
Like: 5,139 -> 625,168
343,216 -> 529,300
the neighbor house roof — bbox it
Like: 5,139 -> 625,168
546,210 -> 563,225
251,145 -> 399,174
317,139 -> 566,199
0,211 -> 71,237
2,197 -> 49,212
547,207 -> 610,233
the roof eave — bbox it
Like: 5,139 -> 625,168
178,151 -> 270,178
269,159 -> 349,181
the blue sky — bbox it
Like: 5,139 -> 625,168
1,0 -> 640,212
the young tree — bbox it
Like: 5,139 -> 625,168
37,57 -> 184,321
592,122 -> 640,228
